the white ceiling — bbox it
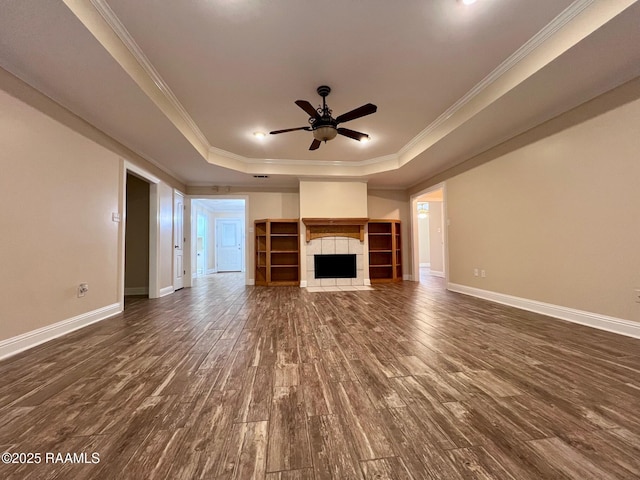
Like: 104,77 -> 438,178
1,0 -> 639,189
193,198 -> 246,213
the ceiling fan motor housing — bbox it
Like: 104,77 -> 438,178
317,85 -> 331,97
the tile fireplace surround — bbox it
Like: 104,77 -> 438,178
306,236 -> 365,287
301,218 -> 370,288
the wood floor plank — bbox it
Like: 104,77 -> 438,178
360,457 -> 414,479
267,386 -> 312,472
308,414 -> 363,480
333,381 -> 396,460
218,420 -> 268,479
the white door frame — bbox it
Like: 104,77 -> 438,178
215,217 -> 244,272
120,161 -> 161,308
410,182 -> 448,284
185,195 -> 249,284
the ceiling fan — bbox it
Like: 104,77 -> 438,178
270,85 -> 377,150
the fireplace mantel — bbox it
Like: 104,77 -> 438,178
301,218 -> 369,242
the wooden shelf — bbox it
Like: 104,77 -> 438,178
301,218 -> 368,242
255,219 -> 300,286
368,219 -> 402,283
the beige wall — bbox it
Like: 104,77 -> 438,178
125,174 -> 150,290
300,181 -> 368,218
447,93 -> 640,322
0,69 -> 183,344
0,88 -> 121,341
367,190 -> 410,279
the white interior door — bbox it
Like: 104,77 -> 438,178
173,191 -> 184,290
216,218 -> 243,272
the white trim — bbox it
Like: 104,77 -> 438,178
159,286 -> 175,297
248,278 -> 256,286
403,274 -> 413,281
430,270 -> 445,278
124,287 -> 148,296
419,263 -> 430,267
300,280 -> 308,288
364,279 -> 371,286
125,161 -> 160,185
448,283 -> 640,339
206,268 -> 217,275
0,303 -> 121,360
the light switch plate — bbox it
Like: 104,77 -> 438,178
112,212 -> 121,222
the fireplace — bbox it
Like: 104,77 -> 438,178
314,254 -> 357,279
301,217 -> 370,287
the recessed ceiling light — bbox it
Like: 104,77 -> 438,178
253,131 -> 266,139
461,0 -> 477,5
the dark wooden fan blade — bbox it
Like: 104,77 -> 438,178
295,100 -> 320,119
336,103 -> 377,124
309,139 -> 321,150
337,128 -> 368,141
270,127 -> 310,135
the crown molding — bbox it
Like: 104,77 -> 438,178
82,0 -> 618,178
398,0 -> 597,158
90,0 -> 210,150
241,153 -> 398,168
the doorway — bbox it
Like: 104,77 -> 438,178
191,198 -> 246,278
215,218 -> 243,272
412,185 -> 446,282
124,173 -> 150,297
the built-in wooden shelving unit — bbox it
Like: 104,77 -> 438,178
368,219 -> 402,283
255,219 -> 300,286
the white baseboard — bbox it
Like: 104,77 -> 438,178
448,283 -> 640,339
300,280 -> 307,288
364,278 -> 371,286
403,274 -> 413,281
206,268 -> 217,275
159,286 -> 174,297
430,270 -> 445,278
247,278 -> 255,286
124,286 -> 148,296
0,303 -> 121,361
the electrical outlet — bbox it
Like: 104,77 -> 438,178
481,270 -> 486,278
473,268 -> 479,277
78,283 -> 89,298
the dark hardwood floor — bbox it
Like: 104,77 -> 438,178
1,273 -> 639,479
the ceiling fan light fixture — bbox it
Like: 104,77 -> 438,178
313,126 -> 338,142
359,136 -> 371,143
253,131 -> 266,139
